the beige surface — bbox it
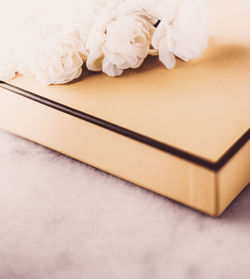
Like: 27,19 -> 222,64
9,0 -> 250,162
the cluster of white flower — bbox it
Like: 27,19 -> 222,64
0,0 -> 209,85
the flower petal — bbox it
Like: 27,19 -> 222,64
152,19 -> 167,49
102,57 -> 123,77
159,37 -> 176,69
171,0 -> 209,61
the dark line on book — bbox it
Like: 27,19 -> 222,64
215,128 -> 250,170
0,81 -> 249,171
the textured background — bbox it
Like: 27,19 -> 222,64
0,130 -> 249,279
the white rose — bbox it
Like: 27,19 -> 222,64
152,0 -> 209,69
82,1 -> 155,77
31,31 -> 84,85
78,0 -> 125,59
102,14 -> 154,76
12,14 -> 64,77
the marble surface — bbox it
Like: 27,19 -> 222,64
0,130 -> 250,279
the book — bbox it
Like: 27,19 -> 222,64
0,0 -> 249,216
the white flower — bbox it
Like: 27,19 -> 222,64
78,0 -> 125,59
0,11 -> 84,85
152,0 -> 209,69
13,15 -> 64,77
30,31 -> 84,85
80,0 -> 155,76
102,14 -> 154,76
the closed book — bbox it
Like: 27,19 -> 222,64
0,0 -> 249,216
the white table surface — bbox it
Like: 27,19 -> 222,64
0,130 -> 249,279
